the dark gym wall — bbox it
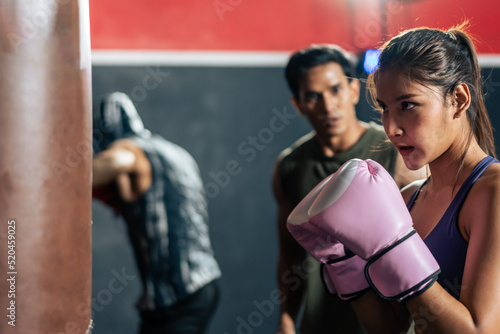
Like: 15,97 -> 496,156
90,65 -> 500,334
91,65 -> 311,334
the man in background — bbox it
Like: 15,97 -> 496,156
273,44 -> 424,334
92,92 -> 221,334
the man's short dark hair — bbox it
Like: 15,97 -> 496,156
285,44 -> 356,100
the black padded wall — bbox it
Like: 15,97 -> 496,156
91,65 -> 500,334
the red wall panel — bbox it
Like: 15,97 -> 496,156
89,0 -> 500,53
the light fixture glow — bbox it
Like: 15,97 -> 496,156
363,49 -> 381,74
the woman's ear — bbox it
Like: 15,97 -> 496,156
452,83 -> 471,119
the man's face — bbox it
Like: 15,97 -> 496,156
295,62 -> 360,141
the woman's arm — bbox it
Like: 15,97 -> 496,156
351,290 -> 411,334
405,166 -> 500,333
341,168 -> 427,334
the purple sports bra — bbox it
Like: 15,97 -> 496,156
406,156 -> 498,299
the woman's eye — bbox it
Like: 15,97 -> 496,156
402,101 -> 416,110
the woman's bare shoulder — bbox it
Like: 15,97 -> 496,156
461,161 -> 500,234
468,163 -> 500,204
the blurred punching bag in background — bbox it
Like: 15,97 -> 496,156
0,0 -> 93,333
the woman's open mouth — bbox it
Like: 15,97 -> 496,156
398,145 -> 414,156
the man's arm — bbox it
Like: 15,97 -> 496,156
92,147 -> 136,188
272,161 -> 307,334
92,139 -> 152,202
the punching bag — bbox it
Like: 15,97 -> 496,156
0,1 -> 93,333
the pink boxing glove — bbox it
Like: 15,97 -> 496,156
319,248 -> 370,300
287,175 -> 369,301
308,159 -> 440,301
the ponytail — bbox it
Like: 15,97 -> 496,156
450,28 -> 496,157
369,23 -> 496,158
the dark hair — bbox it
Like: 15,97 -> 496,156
285,44 -> 356,100
368,23 -> 496,166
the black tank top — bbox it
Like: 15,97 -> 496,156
278,122 -> 398,207
406,156 -> 498,299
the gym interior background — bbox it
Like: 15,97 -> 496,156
89,1 -> 500,333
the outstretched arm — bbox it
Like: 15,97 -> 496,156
92,147 -> 136,187
92,139 -> 152,202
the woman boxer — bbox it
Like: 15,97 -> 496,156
354,23 -> 500,333
287,23 -> 500,334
